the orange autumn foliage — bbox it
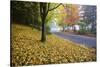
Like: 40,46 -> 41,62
63,4 -> 80,25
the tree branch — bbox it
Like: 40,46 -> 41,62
47,3 -> 50,11
48,3 -> 62,11
40,3 -> 44,19
45,3 -> 50,17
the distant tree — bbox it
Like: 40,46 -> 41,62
62,4 -> 80,31
64,4 -> 79,25
80,5 -> 96,33
46,4 -> 67,32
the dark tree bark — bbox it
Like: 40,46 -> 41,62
40,2 -> 47,42
41,18 -> 46,42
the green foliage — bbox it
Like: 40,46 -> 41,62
11,1 -> 40,26
46,4 -> 67,25
78,29 -> 86,35
91,29 -> 96,35
46,25 -> 51,34
45,23 -> 52,34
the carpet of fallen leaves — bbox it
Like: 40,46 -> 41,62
11,24 -> 96,66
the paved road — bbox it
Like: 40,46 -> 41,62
53,32 -> 96,48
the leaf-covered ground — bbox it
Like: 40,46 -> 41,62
11,24 -> 96,66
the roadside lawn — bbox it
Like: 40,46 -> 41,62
11,24 -> 96,66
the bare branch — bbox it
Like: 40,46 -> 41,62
48,3 -> 62,11
45,3 -> 50,17
48,3 -> 50,11
62,4 -> 66,8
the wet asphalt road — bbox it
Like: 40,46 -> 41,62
53,32 -> 96,48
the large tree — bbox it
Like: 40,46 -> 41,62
39,2 -> 61,42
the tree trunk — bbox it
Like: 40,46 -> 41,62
41,17 -> 46,42
40,3 -> 61,42
73,26 -> 76,32
63,26 -> 65,32
91,22 -> 95,32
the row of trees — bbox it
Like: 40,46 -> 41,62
45,4 -> 80,32
11,1 -> 62,42
11,1 -> 96,42
58,4 -> 96,34
11,1 -> 41,26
